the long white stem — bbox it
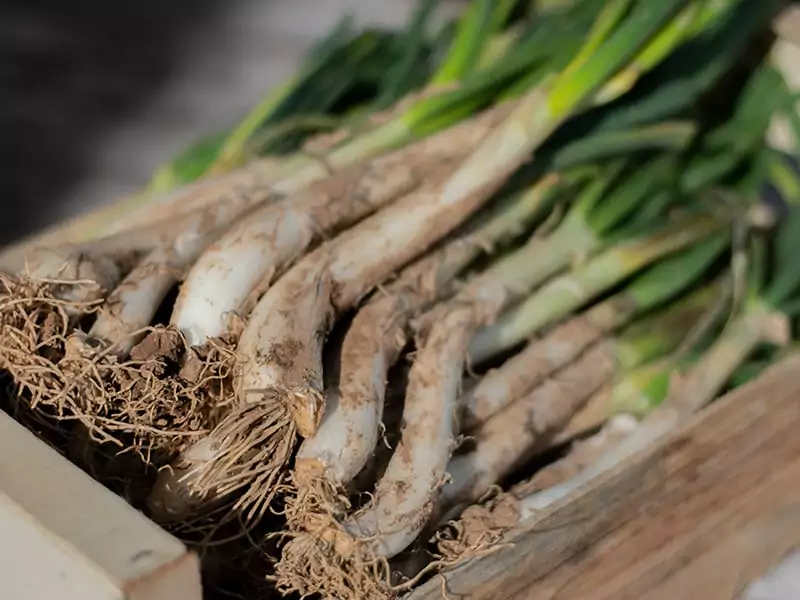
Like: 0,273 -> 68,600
22,246 -> 123,308
343,305 -> 477,558
87,247 -> 181,355
108,103 -> 503,256
94,161 -> 289,238
511,412 -> 636,499
171,144 -> 429,348
147,258 -> 332,521
460,301 -> 619,430
443,341 -> 615,510
297,176 -> 558,487
294,288 -> 405,486
238,257 -> 333,436
87,203 -> 250,355
517,411 -> 676,521
104,119 -> 405,238
339,214 -> 581,558
0,161 -> 287,273
550,384 -> 615,446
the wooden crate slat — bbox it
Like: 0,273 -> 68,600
0,411 -> 202,600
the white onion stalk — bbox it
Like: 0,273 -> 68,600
272,176 -> 558,593
100,117 -> 410,239
11,213 -> 209,278
333,209 -> 599,563
21,246 -> 124,310
0,245 -> 126,420
0,241 -> 177,453
0,167 -> 275,273
9,206 -> 254,316
549,383 -> 616,448
467,214 -> 725,363
343,306 -> 479,553
513,411 -> 637,499
170,112 -> 504,348
274,306 -> 485,600
147,257 -> 332,522
296,174 -> 559,494
147,94 -> 545,523
85,201 -> 254,356
443,341 -> 616,511
460,239 -> 728,429
460,305 -> 617,431
103,162 -> 288,237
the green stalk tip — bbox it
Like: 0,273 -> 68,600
557,0 -> 634,85
609,361 -> 673,418
431,0 -> 510,86
625,236 -> 729,311
549,0 -> 693,118
588,155 -> 678,235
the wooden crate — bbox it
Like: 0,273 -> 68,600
0,410 -> 202,600
409,353 -> 800,600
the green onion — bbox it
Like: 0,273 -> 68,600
469,210 -> 727,362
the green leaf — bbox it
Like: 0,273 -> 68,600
764,205 -> 800,306
626,236 -> 729,310
374,0 -> 438,109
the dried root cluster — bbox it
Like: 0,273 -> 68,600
0,272 -> 236,458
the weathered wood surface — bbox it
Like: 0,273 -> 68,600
0,410 -> 202,600
409,353 -> 800,600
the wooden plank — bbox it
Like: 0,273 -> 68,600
639,484 -> 800,600
0,411 -> 203,600
514,402 -> 800,599
409,353 -> 800,600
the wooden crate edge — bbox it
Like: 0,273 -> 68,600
0,410 -> 203,600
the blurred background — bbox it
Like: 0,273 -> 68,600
2,0 -> 461,246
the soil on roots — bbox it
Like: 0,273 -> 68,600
151,391 -> 299,531
0,274 -> 99,412
435,492 -> 519,563
273,527 -> 395,600
269,464 -> 391,599
0,274 -> 238,478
